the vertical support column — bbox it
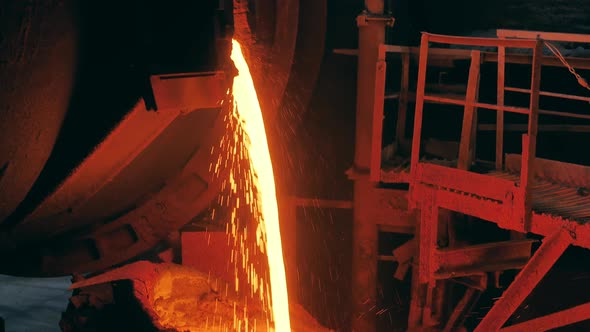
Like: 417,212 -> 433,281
395,52 -> 411,148
351,1 -> 388,331
500,38 -> 524,241
370,46 -> 387,182
458,50 -> 482,171
519,39 -> 543,232
496,42 -> 506,170
409,33 -> 430,209
409,187 -> 439,329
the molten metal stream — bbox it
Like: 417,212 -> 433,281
230,39 -> 291,331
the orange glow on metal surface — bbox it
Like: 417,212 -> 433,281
228,39 -> 291,331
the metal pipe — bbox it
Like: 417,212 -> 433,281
351,1 -> 387,330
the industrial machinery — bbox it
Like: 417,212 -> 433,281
0,0 -> 326,276
2,0 -> 590,331
0,1 -> 327,330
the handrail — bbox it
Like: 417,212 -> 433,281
381,45 -> 590,70
423,94 -> 530,114
425,32 -> 539,49
497,29 -> 590,44
505,86 -> 590,103
374,32 -> 590,192
408,32 -> 544,233
422,94 -> 590,120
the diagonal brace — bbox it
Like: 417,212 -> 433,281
501,301 -> 590,332
474,228 -> 572,331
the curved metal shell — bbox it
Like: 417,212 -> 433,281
0,2 -> 78,224
1,101 -> 230,276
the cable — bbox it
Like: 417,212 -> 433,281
543,40 -> 590,91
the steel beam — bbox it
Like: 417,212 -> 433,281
416,163 -> 515,202
392,238 -> 416,263
408,189 -> 439,329
432,240 -> 535,279
474,229 -> 572,331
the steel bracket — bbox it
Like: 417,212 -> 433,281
356,11 -> 394,27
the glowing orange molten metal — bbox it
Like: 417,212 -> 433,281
230,39 -> 291,331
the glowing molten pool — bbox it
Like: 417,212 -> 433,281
230,39 -> 291,331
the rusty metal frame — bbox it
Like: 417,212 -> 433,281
366,31 -> 590,186
367,33 -> 590,188
432,185 -> 590,250
408,182 -> 586,330
432,239 -> 536,280
363,30 -> 590,332
407,33 -> 545,232
474,229 -> 572,331
416,163 -> 515,202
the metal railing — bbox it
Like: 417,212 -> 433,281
407,32 -> 544,231
368,31 -> 590,185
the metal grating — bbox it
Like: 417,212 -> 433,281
487,170 -> 590,223
381,157 -> 457,183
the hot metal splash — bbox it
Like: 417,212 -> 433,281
207,39 -> 291,331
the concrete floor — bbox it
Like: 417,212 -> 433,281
0,275 -> 71,332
